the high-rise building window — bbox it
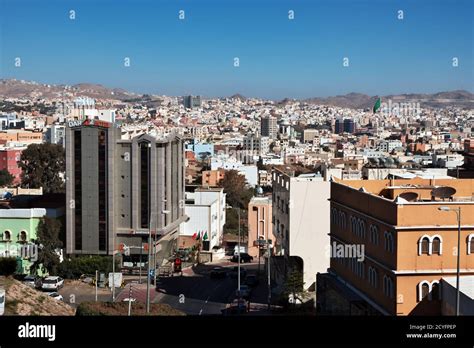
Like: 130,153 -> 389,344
140,142 -> 150,228
419,282 -> 430,301
74,130 -> 82,250
98,130 -> 107,251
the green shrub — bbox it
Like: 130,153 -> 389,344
58,256 -> 119,279
0,257 -> 18,276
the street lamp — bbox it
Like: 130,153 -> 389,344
267,242 -> 273,310
438,206 -> 461,316
226,204 -> 241,298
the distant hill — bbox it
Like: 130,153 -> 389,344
303,91 -> 473,109
229,93 -> 246,101
1,79 -> 472,108
0,79 -> 138,101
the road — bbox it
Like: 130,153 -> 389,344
116,259 -> 271,315
58,280 -> 112,308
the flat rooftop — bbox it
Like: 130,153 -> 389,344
335,178 -> 474,204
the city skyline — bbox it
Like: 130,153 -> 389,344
1,0 -> 473,99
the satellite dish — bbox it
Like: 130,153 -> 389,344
399,192 -> 418,202
431,186 -> 456,201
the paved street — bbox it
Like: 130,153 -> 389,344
58,280 -> 113,308
116,260 -> 272,315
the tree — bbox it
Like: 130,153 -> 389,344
0,257 -> 17,276
0,169 -> 14,187
31,217 -> 63,275
18,143 -> 65,193
283,270 -> 305,307
219,170 -> 253,209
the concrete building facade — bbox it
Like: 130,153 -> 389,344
65,119 -> 186,265
271,169 -> 331,290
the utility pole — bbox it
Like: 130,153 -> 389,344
112,236 -> 116,302
95,270 -> 98,302
237,207 -> 241,296
139,240 -> 142,284
146,228 -> 152,314
267,244 -> 272,311
438,206 -> 462,316
128,283 -> 133,316
456,208 -> 461,316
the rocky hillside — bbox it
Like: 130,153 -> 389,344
0,276 -> 75,316
0,79 -> 138,101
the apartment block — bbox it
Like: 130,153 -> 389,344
321,177 -> 474,315
271,168 -> 330,290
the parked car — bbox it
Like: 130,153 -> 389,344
47,292 -> 63,301
230,266 -> 247,279
222,298 -> 248,315
22,275 -> 42,289
235,285 -> 251,299
245,274 -> 259,287
41,276 -> 64,291
231,253 -> 253,263
210,267 -> 227,279
79,274 -> 95,284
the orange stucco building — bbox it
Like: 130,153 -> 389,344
202,169 -> 225,187
247,196 -> 274,258
324,177 -> 474,315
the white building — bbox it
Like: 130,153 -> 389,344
180,188 -> 226,251
211,156 -> 258,187
271,169 -> 331,291
243,134 -> 270,156
44,124 -> 65,146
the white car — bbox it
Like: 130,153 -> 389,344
47,292 -> 63,301
41,276 -> 64,291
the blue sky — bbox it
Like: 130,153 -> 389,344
0,0 -> 473,99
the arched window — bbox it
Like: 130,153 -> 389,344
431,281 -> 441,300
383,275 -> 394,298
431,236 -> 442,255
467,234 -> 474,255
368,267 -> 378,288
370,225 -> 378,244
19,231 -> 27,242
3,231 -> 11,241
359,220 -> 366,239
418,281 -> 430,302
385,232 -> 394,253
418,235 -> 430,255
340,212 -> 346,229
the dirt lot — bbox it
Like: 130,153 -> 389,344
0,276 -> 75,316
76,301 -> 186,316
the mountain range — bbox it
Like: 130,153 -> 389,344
1,79 -> 472,109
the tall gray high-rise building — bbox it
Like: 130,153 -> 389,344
183,95 -> 201,109
65,119 -> 186,264
260,116 -> 277,139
